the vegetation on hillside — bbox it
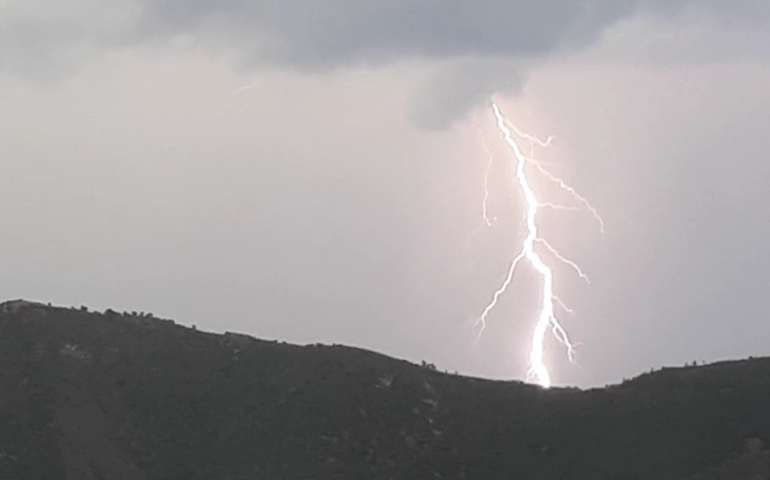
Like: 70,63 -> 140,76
0,299 -> 768,479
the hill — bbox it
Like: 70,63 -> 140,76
1,299 -> 769,479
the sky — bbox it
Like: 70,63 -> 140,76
2,1 -> 770,388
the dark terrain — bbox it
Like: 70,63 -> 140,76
0,299 -> 769,479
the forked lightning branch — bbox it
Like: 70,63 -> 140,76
475,101 -> 604,389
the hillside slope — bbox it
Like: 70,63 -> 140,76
0,299 -> 769,479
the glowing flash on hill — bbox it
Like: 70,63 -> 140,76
477,102 -> 601,389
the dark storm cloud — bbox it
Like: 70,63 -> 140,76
408,58 -> 527,129
136,0 -> 640,68
3,0 -> 768,78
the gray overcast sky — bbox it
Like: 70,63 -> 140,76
2,1 -> 769,387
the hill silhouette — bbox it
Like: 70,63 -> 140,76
1,299 -> 769,479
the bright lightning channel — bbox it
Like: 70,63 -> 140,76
476,102 -> 601,389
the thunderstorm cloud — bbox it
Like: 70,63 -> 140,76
3,0 -> 770,116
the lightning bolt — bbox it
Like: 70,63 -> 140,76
466,125 -> 501,265
476,101 -> 603,389
479,133 -> 495,228
467,130 -> 497,251
214,78 -> 262,119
